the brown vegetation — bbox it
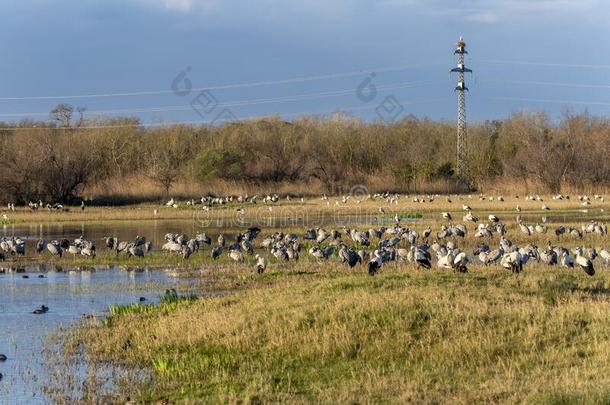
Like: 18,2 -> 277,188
1,110 -> 608,203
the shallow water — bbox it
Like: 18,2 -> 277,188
0,266 -> 195,404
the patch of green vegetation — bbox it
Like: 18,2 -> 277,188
105,290 -> 198,326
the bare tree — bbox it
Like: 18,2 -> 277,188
50,104 -> 74,127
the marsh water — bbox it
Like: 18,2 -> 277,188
0,265 -> 196,404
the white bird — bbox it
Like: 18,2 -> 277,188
501,251 -> 523,273
575,250 -> 595,276
437,251 -> 454,269
599,249 -> 610,265
228,249 -> 244,262
453,252 -> 468,273
464,212 -> 479,223
255,254 -> 267,274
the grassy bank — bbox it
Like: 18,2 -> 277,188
54,264 -> 610,403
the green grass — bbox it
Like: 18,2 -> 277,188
107,290 -> 198,317
54,264 -> 610,403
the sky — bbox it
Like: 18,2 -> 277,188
0,0 -> 609,126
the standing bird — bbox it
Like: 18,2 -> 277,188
67,244 -> 80,258
367,250 -> 383,276
36,239 -> 46,254
442,212 -> 452,221
228,248 -> 244,262
181,246 -> 192,260
575,250 -> 595,276
453,252 -> 469,273
211,245 -> 223,260
412,246 -> 432,269
81,246 -> 96,259
255,254 -> 267,274
501,251 -> 523,274
560,251 -> 574,268
47,241 -> 62,258
339,246 -> 361,268
599,249 -> 610,265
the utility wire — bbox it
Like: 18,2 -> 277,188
480,78 -> 610,90
0,62 -> 441,101
0,80 -> 447,118
473,59 -> 610,70
489,96 -> 610,106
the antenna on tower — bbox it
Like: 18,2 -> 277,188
450,36 -> 472,187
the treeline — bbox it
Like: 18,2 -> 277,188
0,110 -> 609,203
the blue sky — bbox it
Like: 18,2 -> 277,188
0,0 -> 609,125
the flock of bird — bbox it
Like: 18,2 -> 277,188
0,192 -> 608,278
1,214 -> 608,278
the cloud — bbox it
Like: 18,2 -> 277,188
382,0 -> 603,23
136,0 -> 360,24
140,0 -> 219,12
136,0 -> 607,26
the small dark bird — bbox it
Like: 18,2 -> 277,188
32,305 -> 49,314
211,245 -> 223,260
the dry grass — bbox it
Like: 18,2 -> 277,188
2,193 -> 608,226
54,264 -> 610,404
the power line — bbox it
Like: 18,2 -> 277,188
0,80 -> 446,118
474,59 -> 610,70
489,96 -> 610,106
480,78 -> 610,90
0,62 -> 441,101
0,97 -> 449,131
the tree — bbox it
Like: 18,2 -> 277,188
145,127 -> 196,197
500,113 -> 574,193
50,104 -> 74,127
194,149 -> 245,181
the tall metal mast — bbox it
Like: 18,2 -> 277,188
451,37 -> 472,185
